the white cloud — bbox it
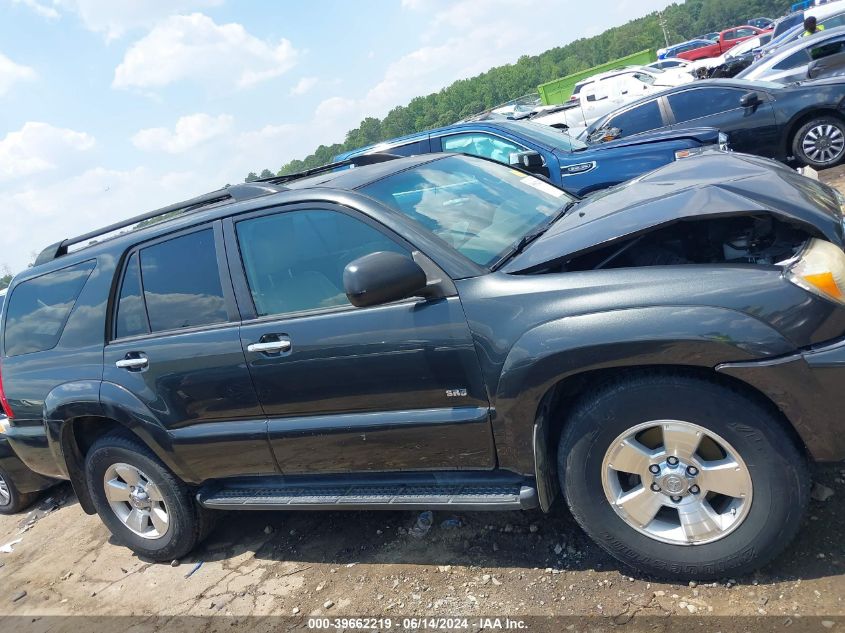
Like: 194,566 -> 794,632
33,0 -> 223,40
315,96 -> 355,121
4,166 -> 200,270
132,113 -> 233,154
290,76 -> 318,96
10,0 -> 59,19
0,122 -> 95,182
0,51 -> 37,97
113,13 -> 299,91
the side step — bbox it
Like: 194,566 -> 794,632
197,472 -> 538,511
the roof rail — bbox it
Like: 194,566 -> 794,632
33,181 -> 286,266
34,153 -> 403,267
256,152 -> 402,186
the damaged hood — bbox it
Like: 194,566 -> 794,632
503,152 -> 845,273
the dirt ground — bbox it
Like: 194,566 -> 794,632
0,168 -> 844,631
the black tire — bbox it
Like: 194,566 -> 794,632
85,433 -> 210,561
558,372 -> 810,580
0,467 -> 38,515
792,116 -> 845,169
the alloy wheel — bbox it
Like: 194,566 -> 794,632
802,123 -> 845,165
601,420 -> 752,545
103,463 -> 170,539
0,474 -> 10,507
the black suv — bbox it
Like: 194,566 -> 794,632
2,152 -> 845,579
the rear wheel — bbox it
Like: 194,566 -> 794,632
0,467 -> 38,515
85,433 -> 210,561
792,116 -> 845,169
558,372 -> 809,580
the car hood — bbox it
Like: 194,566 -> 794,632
503,152 -> 844,273
583,126 -> 720,151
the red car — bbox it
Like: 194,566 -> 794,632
677,25 -> 769,60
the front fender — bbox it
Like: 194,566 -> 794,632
492,305 -> 796,474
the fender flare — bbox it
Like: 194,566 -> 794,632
43,381 -> 196,513
492,305 -> 796,477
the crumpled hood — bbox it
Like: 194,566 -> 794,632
583,126 -> 720,151
503,152 -> 844,273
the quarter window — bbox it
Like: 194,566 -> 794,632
440,133 -> 526,164
607,101 -> 663,136
4,261 -> 95,356
115,252 -> 148,339
667,88 -> 743,122
236,210 -> 407,317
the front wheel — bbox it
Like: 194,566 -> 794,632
792,117 -> 845,169
558,372 -> 809,580
85,433 -> 210,561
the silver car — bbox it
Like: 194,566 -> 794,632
738,25 -> 845,83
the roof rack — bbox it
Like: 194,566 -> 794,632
34,153 -> 403,266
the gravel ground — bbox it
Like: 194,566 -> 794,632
0,167 -> 843,632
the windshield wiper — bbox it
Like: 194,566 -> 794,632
491,200 -> 578,270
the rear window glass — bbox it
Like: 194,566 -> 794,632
139,229 -> 227,333
4,261 -> 95,356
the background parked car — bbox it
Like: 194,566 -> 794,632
334,119 -> 723,196
658,39 -> 713,60
747,17 -> 774,29
0,289 -> 58,514
582,77 -> 845,169
677,26 -> 769,61
737,25 -> 845,83
691,33 -> 773,77
754,8 -> 845,60
644,58 -> 691,71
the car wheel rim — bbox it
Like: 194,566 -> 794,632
601,420 -> 753,545
802,123 -> 845,164
0,474 -> 10,506
103,463 -> 169,540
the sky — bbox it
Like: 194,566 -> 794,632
0,0 -> 677,273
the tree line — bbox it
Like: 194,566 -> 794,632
245,0 -> 788,182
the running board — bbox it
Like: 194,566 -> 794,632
197,472 -> 538,511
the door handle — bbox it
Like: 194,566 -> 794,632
115,356 -> 148,370
247,340 -> 292,354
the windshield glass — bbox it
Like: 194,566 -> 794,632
496,120 -> 588,151
359,155 -> 573,267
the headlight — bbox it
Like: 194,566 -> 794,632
0,415 -> 11,433
718,132 -> 730,151
785,238 -> 845,304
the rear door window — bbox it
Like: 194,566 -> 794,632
111,228 -> 228,339
810,37 -> 845,60
606,100 -> 663,136
667,88 -> 743,123
4,261 -> 95,356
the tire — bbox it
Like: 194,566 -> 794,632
558,372 -> 810,580
85,433 -> 210,561
792,116 -> 845,169
0,467 -> 38,515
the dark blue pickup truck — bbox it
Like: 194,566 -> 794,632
334,119 -> 726,196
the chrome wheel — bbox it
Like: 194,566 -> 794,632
0,474 -> 10,506
601,420 -> 752,545
802,123 -> 845,165
103,463 -> 169,539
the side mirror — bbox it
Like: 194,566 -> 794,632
739,91 -> 761,108
807,59 -> 822,79
343,251 -> 428,308
509,150 -> 544,171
